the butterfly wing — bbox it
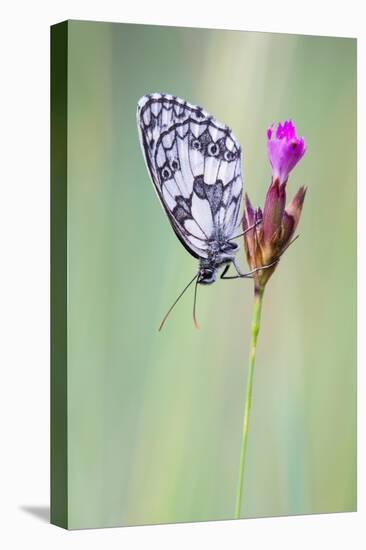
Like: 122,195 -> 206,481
137,93 -> 243,259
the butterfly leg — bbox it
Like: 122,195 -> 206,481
220,261 -> 253,280
220,264 -> 234,279
221,234 -> 300,280
229,219 -> 261,241
220,259 -> 276,280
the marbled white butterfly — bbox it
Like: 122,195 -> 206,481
137,93 -> 252,329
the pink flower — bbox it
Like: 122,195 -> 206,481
242,120 -> 307,293
267,121 -> 306,184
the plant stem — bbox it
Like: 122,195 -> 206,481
235,286 -> 265,519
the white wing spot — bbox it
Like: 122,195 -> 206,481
191,193 -> 213,237
184,219 -> 207,240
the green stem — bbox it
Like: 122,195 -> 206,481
235,286 -> 265,519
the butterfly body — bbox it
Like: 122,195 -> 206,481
137,93 -> 244,287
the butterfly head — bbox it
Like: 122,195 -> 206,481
197,266 -> 217,285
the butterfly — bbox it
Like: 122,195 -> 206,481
137,93 -> 252,329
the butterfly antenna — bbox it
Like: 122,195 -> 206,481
193,278 -> 200,330
158,273 -> 199,332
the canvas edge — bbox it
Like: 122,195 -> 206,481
50,20 -> 69,530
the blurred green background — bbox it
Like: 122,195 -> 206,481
66,21 -> 356,528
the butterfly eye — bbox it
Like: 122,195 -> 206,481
208,143 -> 219,156
224,150 -> 234,161
161,166 -> 172,180
191,139 -> 201,150
170,159 -> 180,171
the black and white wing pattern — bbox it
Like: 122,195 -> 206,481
137,93 -> 243,259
